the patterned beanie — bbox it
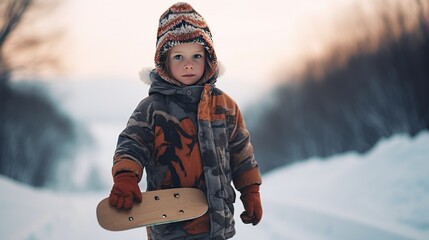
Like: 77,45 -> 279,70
155,2 -> 218,85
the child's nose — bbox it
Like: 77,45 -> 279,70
184,64 -> 193,70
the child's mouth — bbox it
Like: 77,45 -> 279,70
182,74 -> 195,77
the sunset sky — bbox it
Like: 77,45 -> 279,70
54,0 -> 366,88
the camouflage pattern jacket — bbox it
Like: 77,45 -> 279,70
112,73 -> 262,239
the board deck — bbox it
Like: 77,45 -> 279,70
96,188 -> 208,231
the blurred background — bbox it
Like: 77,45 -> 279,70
1,0 -> 428,239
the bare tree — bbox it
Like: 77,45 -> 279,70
0,0 -> 82,189
249,0 -> 429,173
0,0 -> 62,83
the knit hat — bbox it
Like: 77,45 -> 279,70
154,2 -> 218,85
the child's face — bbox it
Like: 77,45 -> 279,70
168,43 -> 205,85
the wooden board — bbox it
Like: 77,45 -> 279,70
96,188 -> 208,231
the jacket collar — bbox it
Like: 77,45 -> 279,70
148,70 -> 215,103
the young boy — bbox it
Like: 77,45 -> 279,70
109,2 -> 262,239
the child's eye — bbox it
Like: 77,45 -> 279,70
193,54 -> 203,59
173,55 -> 183,60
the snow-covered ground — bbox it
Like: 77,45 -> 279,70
259,131 -> 429,240
1,128 -> 428,239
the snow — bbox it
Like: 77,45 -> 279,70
258,131 -> 429,240
1,128 -> 429,239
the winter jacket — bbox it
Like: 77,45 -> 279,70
112,71 -> 262,239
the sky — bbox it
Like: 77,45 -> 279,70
53,0 -> 365,89
25,0 -> 419,110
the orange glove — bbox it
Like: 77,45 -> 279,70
239,184 -> 262,225
109,171 -> 142,210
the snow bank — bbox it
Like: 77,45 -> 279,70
251,131 -> 429,240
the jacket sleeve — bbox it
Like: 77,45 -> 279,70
112,100 -> 155,181
228,102 -> 262,190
